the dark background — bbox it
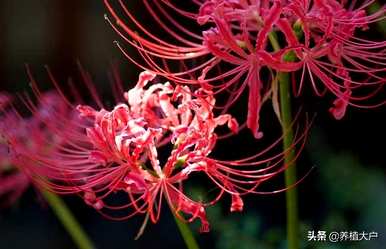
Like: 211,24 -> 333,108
0,1 -> 385,249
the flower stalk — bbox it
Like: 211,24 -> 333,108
41,190 -> 95,249
278,71 -> 299,249
269,30 -> 299,249
173,214 -> 200,249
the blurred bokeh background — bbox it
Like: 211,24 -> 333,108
0,1 -> 385,249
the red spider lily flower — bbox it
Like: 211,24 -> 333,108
104,0 -> 385,136
281,0 -> 386,118
17,70 -> 309,232
0,93 -> 29,206
0,91 -> 74,207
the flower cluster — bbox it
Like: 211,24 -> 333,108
0,93 -> 29,206
0,68 -> 308,232
0,91 -> 74,206
104,0 -> 385,137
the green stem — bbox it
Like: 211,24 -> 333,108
173,215 -> 200,249
268,32 -> 281,52
278,72 -> 299,249
41,190 -> 96,249
269,30 -> 299,249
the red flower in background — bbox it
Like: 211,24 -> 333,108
0,91 -> 75,206
104,0 -> 385,137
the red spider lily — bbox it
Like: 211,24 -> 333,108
104,0 -> 385,137
281,0 -> 386,118
0,91 -> 75,207
15,70 -> 309,232
0,93 -> 29,206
